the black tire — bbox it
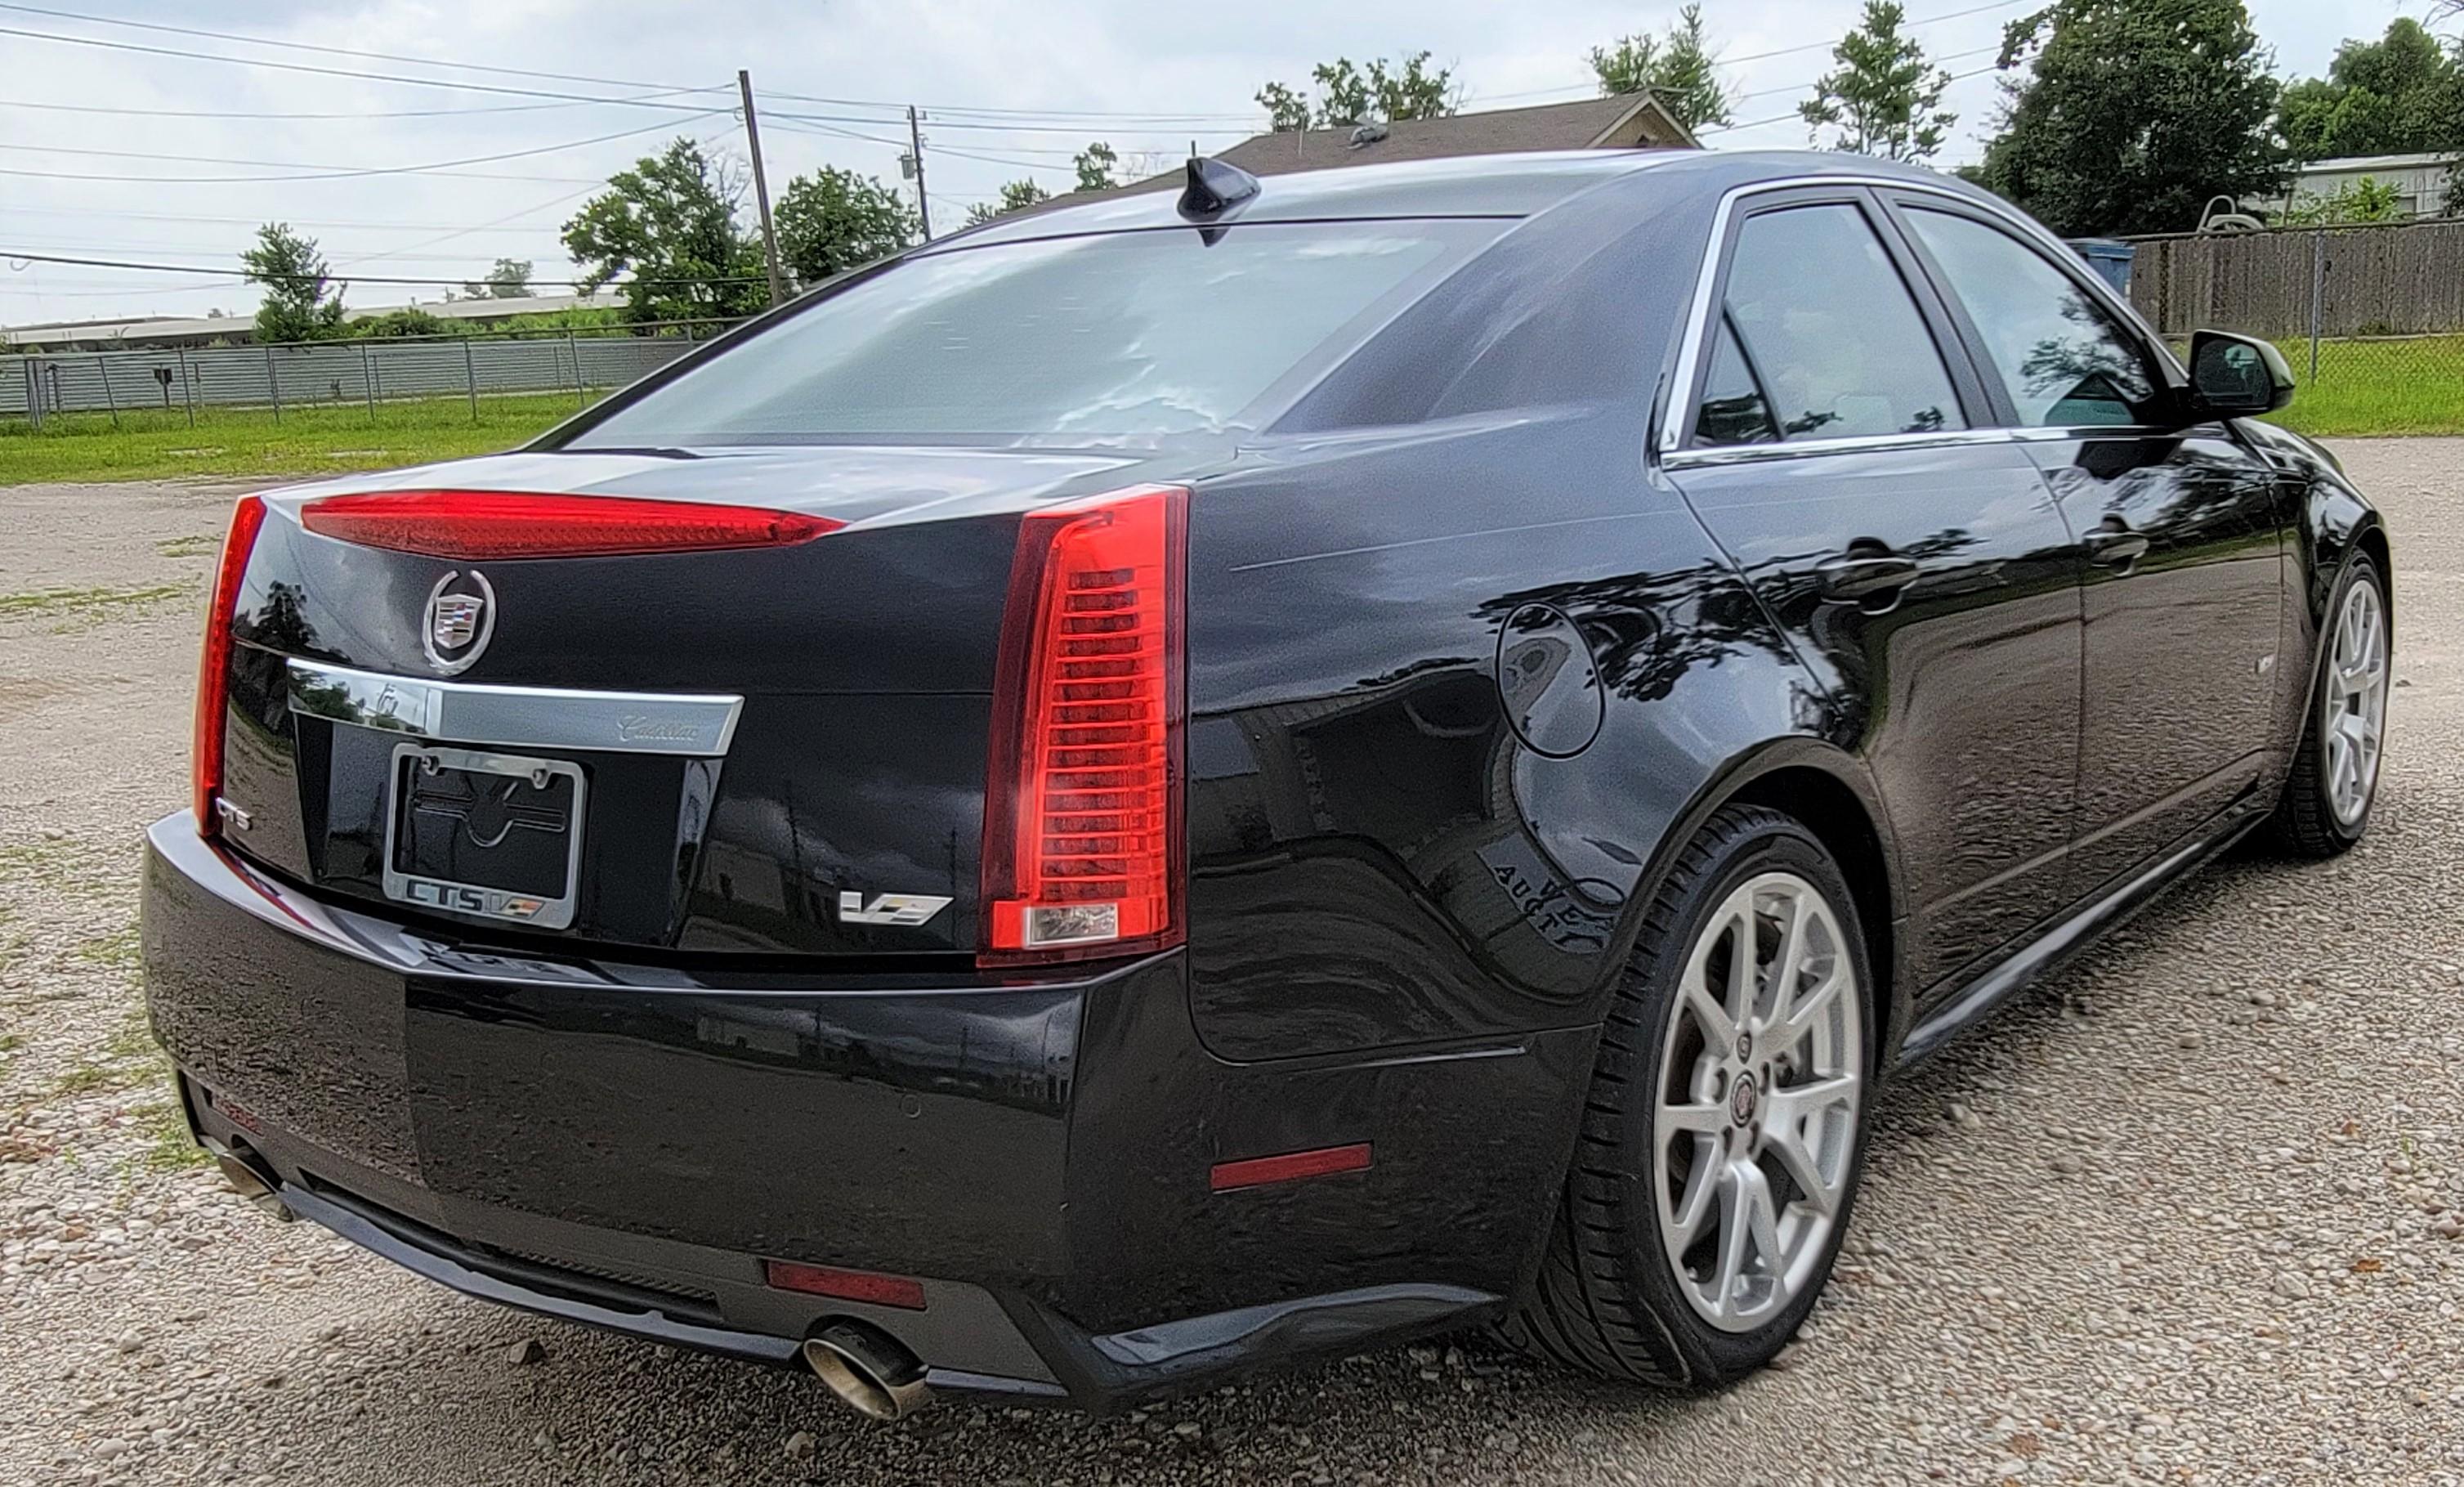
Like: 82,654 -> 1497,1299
1501,804 -> 1875,1389
2268,553 -> 2388,858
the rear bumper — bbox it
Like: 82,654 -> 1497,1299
141,815 -> 1593,1410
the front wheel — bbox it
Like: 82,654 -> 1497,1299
2269,553 -> 2389,858
1503,805 -> 1872,1388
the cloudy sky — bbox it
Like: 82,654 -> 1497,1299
0,0 -> 2429,328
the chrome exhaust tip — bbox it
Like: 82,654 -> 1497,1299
203,1140 -> 294,1222
802,1321 -> 932,1420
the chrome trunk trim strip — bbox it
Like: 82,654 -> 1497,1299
284,656 -> 742,757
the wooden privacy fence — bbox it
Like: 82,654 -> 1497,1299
2126,219 -> 2464,339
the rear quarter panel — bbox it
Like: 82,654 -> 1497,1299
1182,413 -> 1845,1062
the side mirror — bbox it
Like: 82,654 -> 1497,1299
2186,329 -> 2294,417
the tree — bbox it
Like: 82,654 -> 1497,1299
561,138 -> 768,324
2277,176 -> 2407,226
1074,141 -> 1120,192
774,167 -> 918,284
964,179 -> 1052,226
1975,0 -> 2290,237
1254,52 -> 1460,131
240,223 -> 346,343
1589,5 -> 1737,130
350,307 -> 454,338
1799,1 -> 1958,160
460,258 -> 533,300
2276,20 -> 2464,162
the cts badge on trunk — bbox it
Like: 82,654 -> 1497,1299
423,569 -> 496,675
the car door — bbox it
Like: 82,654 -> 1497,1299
1663,188 -> 2086,997
1884,196 -> 2287,902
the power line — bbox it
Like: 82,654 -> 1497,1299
1724,0 -> 2027,64
757,87 -> 1262,123
1726,44 -> 2001,105
769,107 -> 1260,137
5,5 -> 1262,127
1463,0 -> 2029,109
0,87 -> 720,121
4,207 -> 567,231
1700,64 -> 2005,136
762,116 -> 1210,160
0,111 -> 722,184
0,249 -> 765,289
0,23 -> 732,108
0,2 -> 718,95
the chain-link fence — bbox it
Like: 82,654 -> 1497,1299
2126,220 -> 2464,432
2,318 -> 746,428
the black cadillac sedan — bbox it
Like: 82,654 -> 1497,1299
143,149 -> 2390,1418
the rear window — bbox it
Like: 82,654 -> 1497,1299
564,221 -> 1494,446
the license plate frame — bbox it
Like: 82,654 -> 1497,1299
380,743 -> 587,929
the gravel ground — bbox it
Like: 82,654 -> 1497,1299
2,444 -> 2460,1487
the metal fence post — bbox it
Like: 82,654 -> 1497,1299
96,352 -> 119,429
463,338 -> 480,423
176,346 -> 196,428
265,344 -> 282,422
22,355 -> 40,431
360,342 -> 377,423
2308,231 -> 2325,383
567,329 -> 584,407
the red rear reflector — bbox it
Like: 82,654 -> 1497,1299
213,1095 -> 266,1136
1210,1143 -> 1373,1193
762,1261 -> 927,1311
298,490 -> 842,559
982,485 -> 1187,965
195,494 -> 267,840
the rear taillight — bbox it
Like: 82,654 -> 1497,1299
195,495 -> 267,839
297,490 -> 842,559
982,485 -> 1187,965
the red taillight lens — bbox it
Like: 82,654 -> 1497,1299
297,490 -> 842,559
195,494 -> 267,839
762,1260 -> 928,1311
982,485 -> 1187,965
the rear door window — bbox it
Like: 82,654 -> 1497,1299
1901,208 -> 2162,428
565,222 -> 1495,446
1713,203 -> 1964,441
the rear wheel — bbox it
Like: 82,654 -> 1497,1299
2269,554 -> 2389,858
1504,805 -> 1871,1387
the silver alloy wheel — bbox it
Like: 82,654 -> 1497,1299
1653,871 -> 1863,1333
2324,576 -> 2389,826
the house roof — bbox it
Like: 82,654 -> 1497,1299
1212,92 -> 1698,179
1013,92 -> 1700,222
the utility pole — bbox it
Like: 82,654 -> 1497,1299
906,105 -> 934,240
738,69 -> 787,307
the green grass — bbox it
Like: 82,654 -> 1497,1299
0,583 -> 192,621
0,391 -> 597,485
130,1095 -> 210,1171
2262,334 -> 2464,439
1,339 -> 2456,486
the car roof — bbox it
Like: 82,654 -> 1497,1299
930,149 -> 1988,251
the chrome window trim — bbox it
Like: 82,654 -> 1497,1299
285,657 -> 742,758
1655,172 -> 2180,460
1661,422 -> 2179,469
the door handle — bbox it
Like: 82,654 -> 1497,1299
2083,522 -> 2150,568
1817,553 -> 1921,602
